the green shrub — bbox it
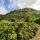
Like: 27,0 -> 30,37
15,21 -> 39,40
0,20 -> 17,40
0,20 -> 39,40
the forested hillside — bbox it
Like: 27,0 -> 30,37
0,8 -> 40,40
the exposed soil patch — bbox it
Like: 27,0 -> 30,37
30,27 -> 40,40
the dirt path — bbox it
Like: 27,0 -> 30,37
30,27 -> 40,40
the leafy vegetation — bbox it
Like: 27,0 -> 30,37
0,20 -> 17,40
0,8 -> 40,40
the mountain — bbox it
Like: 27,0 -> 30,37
0,8 -> 40,23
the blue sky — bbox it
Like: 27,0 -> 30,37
0,0 -> 40,15
0,0 -> 20,14
3,0 -> 19,11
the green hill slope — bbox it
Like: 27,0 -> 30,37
0,8 -> 40,40
0,8 -> 40,22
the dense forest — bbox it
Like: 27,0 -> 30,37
0,8 -> 40,40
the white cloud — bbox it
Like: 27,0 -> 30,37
0,6 -> 8,15
12,0 -> 40,10
0,0 -> 8,15
31,0 -> 40,10
12,0 -> 34,7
